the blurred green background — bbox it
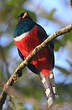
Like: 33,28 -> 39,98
0,0 -> 72,110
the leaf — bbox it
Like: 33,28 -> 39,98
54,39 -> 64,51
66,59 -> 72,67
6,0 -> 26,6
47,9 -> 56,20
55,65 -> 70,75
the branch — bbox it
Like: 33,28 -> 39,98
0,24 -> 72,109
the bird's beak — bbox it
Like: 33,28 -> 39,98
22,12 -> 28,19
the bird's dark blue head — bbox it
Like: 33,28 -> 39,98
14,12 -> 36,37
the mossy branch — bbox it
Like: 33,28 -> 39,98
0,24 -> 72,110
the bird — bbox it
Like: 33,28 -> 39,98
13,12 -> 58,108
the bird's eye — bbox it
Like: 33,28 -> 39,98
18,17 -> 21,22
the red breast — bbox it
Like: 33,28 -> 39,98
14,25 -> 51,76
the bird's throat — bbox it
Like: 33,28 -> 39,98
14,31 -> 29,41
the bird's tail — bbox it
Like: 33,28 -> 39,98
39,71 -> 58,108
49,71 -> 58,98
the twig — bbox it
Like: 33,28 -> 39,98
0,24 -> 72,110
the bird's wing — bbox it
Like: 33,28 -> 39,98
37,24 -> 54,69
18,48 -> 40,74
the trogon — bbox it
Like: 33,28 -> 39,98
13,12 -> 58,108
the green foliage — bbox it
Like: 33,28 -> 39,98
55,66 -> 70,75
6,0 -> 37,21
47,9 -> 56,20
57,83 -> 72,100
54,30 -> 72,51
69,0 -> 72,8
6,0 -> 26,6
9,96 -> 27,110
15,77 -> 43,101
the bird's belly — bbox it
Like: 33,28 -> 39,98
31,48 -> 51,76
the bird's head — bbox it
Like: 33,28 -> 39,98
14,12 -> 35,36
18,12 -> 30,22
